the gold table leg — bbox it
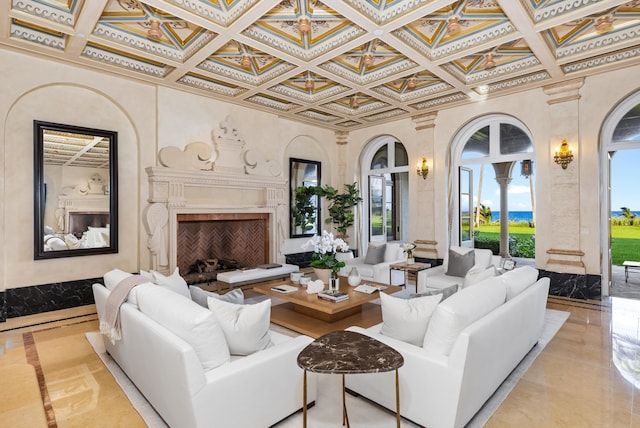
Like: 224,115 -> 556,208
342,373 -> 350,427
396,369 -> 401,428
303,370 -> 307,428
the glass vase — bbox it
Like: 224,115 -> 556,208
330,271 -> 339,291
347,267 -> 361,286
407,256 -> 415,265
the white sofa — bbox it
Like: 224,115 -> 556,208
346,266 -> 549,428
339,242 -> 406,285
92,281 -> 316,428
418,246 -> 502,291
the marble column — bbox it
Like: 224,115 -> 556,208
542,78 -> 585,274
412,112 -> 439,260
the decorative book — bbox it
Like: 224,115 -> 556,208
354,284 -> 387,294
270,285 -> 298,294
318,290 -> 349,302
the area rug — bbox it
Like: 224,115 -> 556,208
86,308 -> 569,427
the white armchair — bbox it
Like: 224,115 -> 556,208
340,242 -> 406,285
417,246 -> 501,291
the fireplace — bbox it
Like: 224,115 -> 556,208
144,120 -> 288,275
176,213 -> 270,275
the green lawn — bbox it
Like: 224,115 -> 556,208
475,223 -> 640,266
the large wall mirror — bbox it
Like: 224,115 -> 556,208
34,121 -> 118,259
290,158 -> 321,238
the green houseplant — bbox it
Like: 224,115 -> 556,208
292,186 -> 319,233
316,182 -> 362,238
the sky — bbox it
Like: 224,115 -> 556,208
467,148 -> 640,212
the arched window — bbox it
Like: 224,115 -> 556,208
360,136 -> 409,248
451,115 -> 534,249
600,90 -> 640,297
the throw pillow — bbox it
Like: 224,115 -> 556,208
207,298 -> 272,356
423,277 -> 506,355
445,248 -> 475,277
103,269 -> 153,308
151,267 -> 191,299
384,242 -> 401,262
380,292 -> 443,346
364,243 -> 386,265
462,266 -> 496,288
136,283 -> 230,370
501,266 -> 539,300
190,286 -> 244,308
411,283 -> 459,301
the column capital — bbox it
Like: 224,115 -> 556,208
412,112 -> 438,131
543,77 -> 585,105
335,130 -> 349,145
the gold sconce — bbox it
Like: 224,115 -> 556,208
416,157 -> 429,179
553,140 -> 574,169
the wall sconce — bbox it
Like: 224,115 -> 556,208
416,157 -> 429,179
553,140 -> 574,169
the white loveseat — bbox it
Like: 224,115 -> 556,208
346,266 -> 549,428
418,246 -> 502,291
339,242 -> 406,285
93,279 -> 316,428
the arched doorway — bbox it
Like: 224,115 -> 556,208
450,115 -> 535,257
600,89 -> 640,297
359,135 -> 409,251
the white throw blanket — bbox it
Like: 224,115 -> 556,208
100,275 -> 149,344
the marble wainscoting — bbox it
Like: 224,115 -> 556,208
538,270 -> 601,300
0,278 -> 98,321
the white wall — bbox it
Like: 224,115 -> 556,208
2,45 -> 639,292
0,48 -> 333,291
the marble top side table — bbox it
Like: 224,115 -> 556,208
297,330 -> 404,428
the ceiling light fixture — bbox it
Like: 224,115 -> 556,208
305,78 -> 315,90
484,52 -> 496,69
349,94 -> 359,109
595,15 -> 613,34
447,17 -> 461,34
148,19 -> 162,40
407,77 -> 417,89
298,16 -> 311,34
363,53 -> 374,67
241,54 -> 251,67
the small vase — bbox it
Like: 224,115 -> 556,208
313,267 -> 332,285
347,267 -> 361,286
330,271 -> 340,291
407,257 -> 415,265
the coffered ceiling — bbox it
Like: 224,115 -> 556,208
2,0 -> 640,131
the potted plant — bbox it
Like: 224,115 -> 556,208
303,230 -> 349,288
316,182 -> 362,238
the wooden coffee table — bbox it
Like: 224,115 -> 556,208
253,277 -> 402,338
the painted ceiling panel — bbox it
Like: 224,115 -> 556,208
2,0 -> 639,130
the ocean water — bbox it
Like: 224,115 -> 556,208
487,210 -> 640,223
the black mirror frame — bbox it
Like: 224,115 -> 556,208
34,120 -> 118,259
289,157 -> 321,238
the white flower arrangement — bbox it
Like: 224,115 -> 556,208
403,242 -> 417,257
303,230 -> 349,272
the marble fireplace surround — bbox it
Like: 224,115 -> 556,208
145,166 -> 287,275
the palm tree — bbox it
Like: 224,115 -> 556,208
474,204 -> 493,224
621,207 -> 637,220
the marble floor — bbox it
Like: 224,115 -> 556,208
0,293 -> 639,427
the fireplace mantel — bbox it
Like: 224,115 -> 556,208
144,166 -> 288,274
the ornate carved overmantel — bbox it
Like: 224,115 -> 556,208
145,117 -> 287,273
